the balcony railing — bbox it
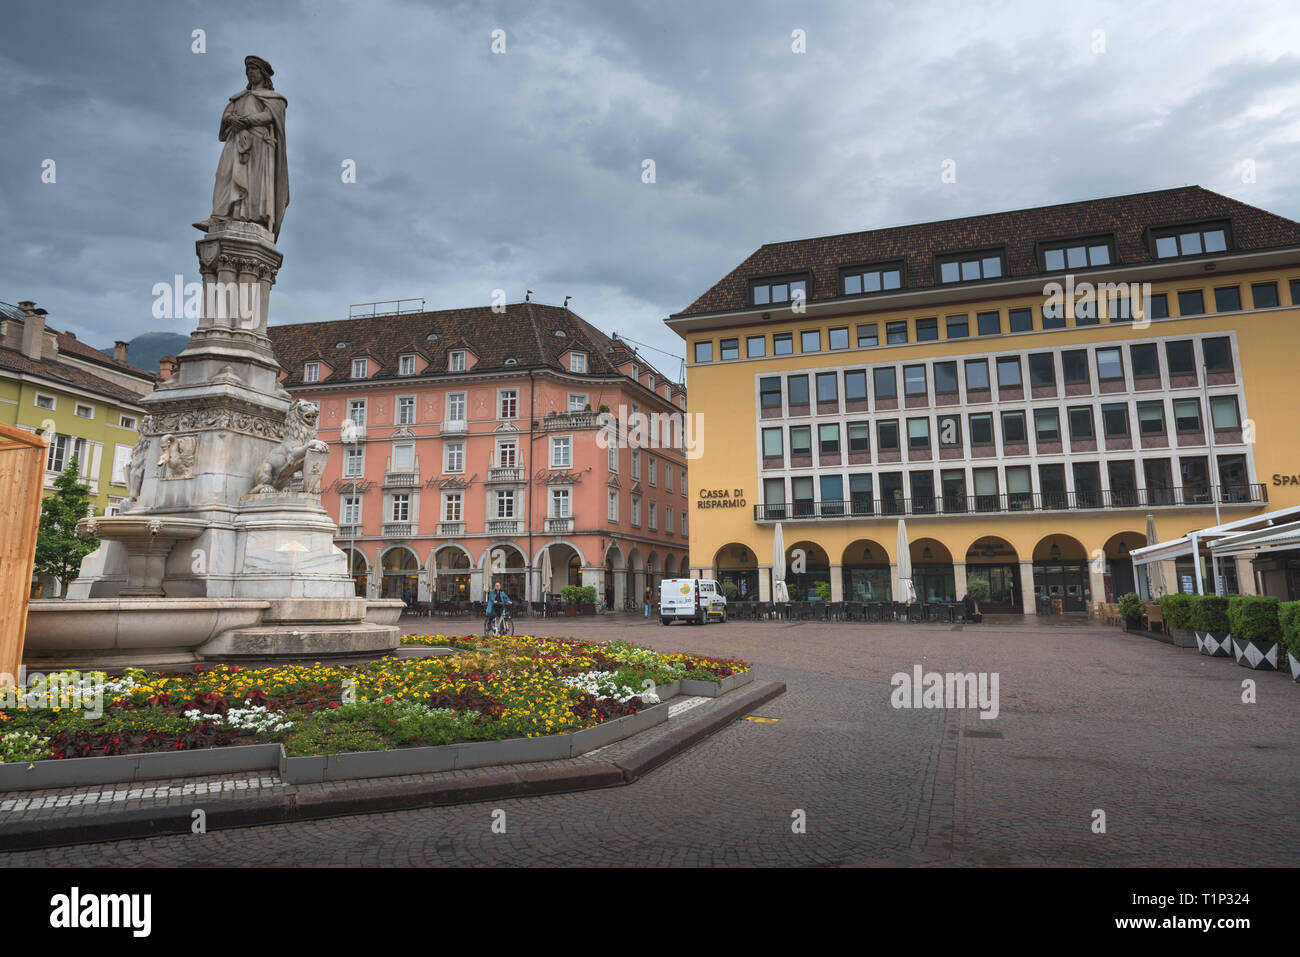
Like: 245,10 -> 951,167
545,516 -> 574,533
542,411 -> 599,430
753,483 -> 1267,522
486,466 -> 525,484
487,519 -> 522,535
384,470 -> 419,488
437,521 -> 465,536
383,522 -> 416,538
337,523 -> 362,539
440,419 -> 468,436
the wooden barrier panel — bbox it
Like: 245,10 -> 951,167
0,423 -> 48,679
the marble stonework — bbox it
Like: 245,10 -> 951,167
25,57 -> 401,667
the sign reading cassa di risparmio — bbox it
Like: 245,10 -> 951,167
697,488 -> 746,509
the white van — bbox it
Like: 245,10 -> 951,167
658,578 -> 727,625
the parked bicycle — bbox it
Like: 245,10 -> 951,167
483,606 -> 514,637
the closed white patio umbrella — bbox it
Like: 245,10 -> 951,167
772,522 -> 789,603
540,547 -> 553,602
1145,514 -> 1166,597
896,519 -> 916,604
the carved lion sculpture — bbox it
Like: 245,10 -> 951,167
250,399 -> 329,493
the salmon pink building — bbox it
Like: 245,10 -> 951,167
266,301 -> 689,607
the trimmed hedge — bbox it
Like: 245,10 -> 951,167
1279,601 -> 1300,656
1118,592 -> 1144,622
1159,593 -> 1194,630
1190,594 -> 1231,634
1227,595 -> 1282,644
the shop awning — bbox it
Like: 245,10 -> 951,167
1128,504 -> 1300,566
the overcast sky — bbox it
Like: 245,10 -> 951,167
3,0 -> 1299,377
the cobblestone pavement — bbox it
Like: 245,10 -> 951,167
3,615 -> 1297,867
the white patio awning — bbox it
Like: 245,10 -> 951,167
1209,518 -> 1300,558
1128,504 -> 1300,566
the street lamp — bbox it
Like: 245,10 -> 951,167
342,418 -> 366,596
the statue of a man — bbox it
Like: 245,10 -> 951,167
193,55 -> 289,240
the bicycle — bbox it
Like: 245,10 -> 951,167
483,606 -> 515,637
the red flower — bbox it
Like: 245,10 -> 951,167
383,696 -> 394,704
329,701 -> 340,709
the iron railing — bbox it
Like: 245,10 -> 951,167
753,483 -> 1267,521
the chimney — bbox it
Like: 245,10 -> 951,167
113,340 -> 129,363
18,301 -> 46,360
158,355 -> 179,381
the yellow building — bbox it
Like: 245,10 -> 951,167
667,186 -> 1300,613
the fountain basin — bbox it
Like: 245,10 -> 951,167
24,597 -> 270,669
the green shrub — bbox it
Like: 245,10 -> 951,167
1278,601 -> 1300,656
1159,593 -> 1194,630
1190,594 -> 1230,634
966,578 -> 991,603
813,580 -> 831,602
1118,592 -> 1144,622
1227,595 -> 1282,643
561,584 -> 583,606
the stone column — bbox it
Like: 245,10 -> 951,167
612,569 -> 626,609
953,563 -> 968,601
830,563 -> 844,601
758,564 -> 772,601
1087,560 -> 1107,613
1019,561 -> 1037,615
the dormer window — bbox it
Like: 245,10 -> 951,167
570,352 -> 587,374
351,358 -> 368,379
304,361 -> 320,383
1151,221 -> 1230,259
841,262 -> 903,295
938,249 -> 1005,284
448,350 -> 466,372
399,354 -> 416,376
1040,237 -> 1113,271
750,274 -> 809,306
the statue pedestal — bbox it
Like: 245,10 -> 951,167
45,216 -> 402,664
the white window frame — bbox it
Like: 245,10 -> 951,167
608,489 -> 619,522
498,388 -> 519,419
341,496 -> 361,526
447,391 -> 467,423
399,354 -> 416,376
570,352 -> 587,373
550,486 -> 571,518
665,466 -> 673,492
665,507 -> 674,533
550,435 -> 572,468
391,442 -> 415,471
343,445 -> 365,477
443,492 -> 463,522
648,457 -> 657,486
348,399 -> 367,426
445,441 -> 465,473
110,444 -> 131,486
34,393 -> 55,411
496,439 -> 518,468
495,489 -> 516,518
396,395 -> 416,426
118,414 -> 137,430
449,350 -> 467,372
351,357 -> 368,379
631,494 -> 641,526
46,434 -> 68,473
304,361 -> 320,383
608,443 -> 618,472
567,393 -> 587,412
631,449 -> 641,479
390,494 -> 411,522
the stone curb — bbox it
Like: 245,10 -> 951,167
613,679 -> 785,780
0,680 -> 785,850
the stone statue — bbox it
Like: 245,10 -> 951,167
123,430 -> 150,506
193,55 -> 289,241
250,399 -> 328,493
157,434 -> 198,480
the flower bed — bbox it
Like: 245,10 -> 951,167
0,636 -> 748,762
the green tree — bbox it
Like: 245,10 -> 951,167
34,458 -> 98,596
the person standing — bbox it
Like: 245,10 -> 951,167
644,585 -> 652,618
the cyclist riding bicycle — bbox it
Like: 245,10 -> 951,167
484,583 -> 513,636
